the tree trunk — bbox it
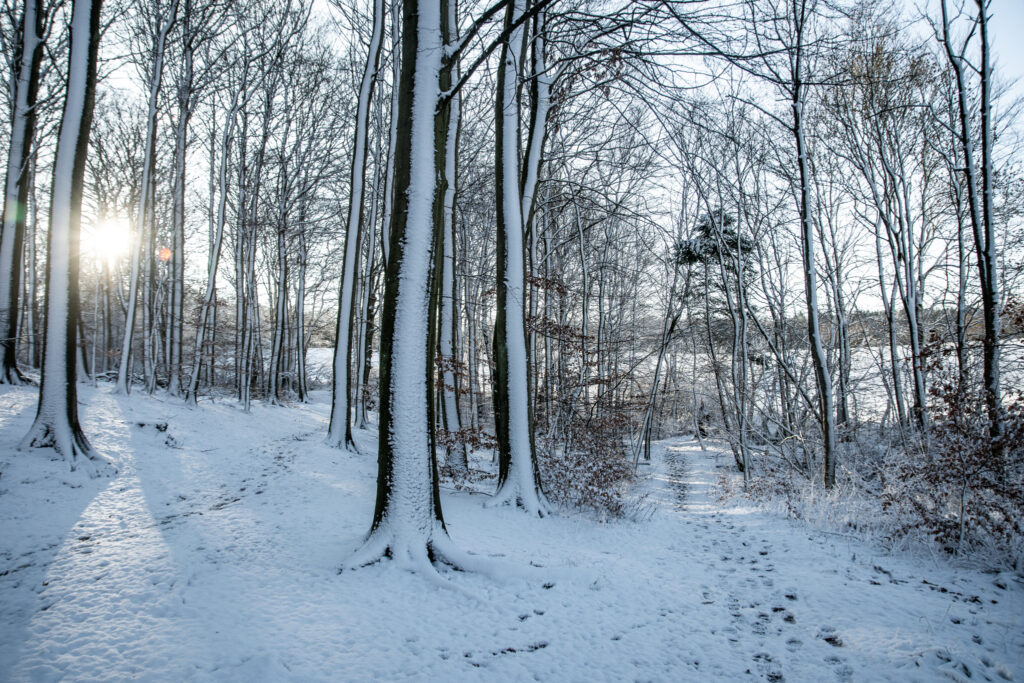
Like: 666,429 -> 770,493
328,0 -> 384,450
345,0 -> 460,571
940,0 -> 1002,458
490,0 -> 547,516
0,0 -> 44,384
437,0 -> 468,476
167,15 -> 193,397
115,7 -> 173,394
21,0 -> 110,473
793,86 -> 837,489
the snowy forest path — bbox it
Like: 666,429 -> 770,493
0,386 -> 1021,681
640,435 -> 1022,682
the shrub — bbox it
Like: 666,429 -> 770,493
537,414 -> 637,519
882,365 -> 1024,560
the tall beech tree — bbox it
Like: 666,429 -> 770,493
328,0 -> 384,450
490,0 -> 548,515
0,0 -> 44,384
21,0 -> 108,472
344,0 -> 461,569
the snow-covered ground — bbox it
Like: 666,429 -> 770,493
0,384 -> 1021,681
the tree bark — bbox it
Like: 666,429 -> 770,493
328,0 -> 384,450
345,0 -> 460,571
21,0 -> 110,473
490,0 -> 547,515
0,0 -> 44,384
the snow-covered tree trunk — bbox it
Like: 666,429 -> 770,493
521,9 -> 550,441
328,0 -> 384,450
21,0 -> 110,474
379,0 -> 401,270
0,0 -> 44,384
345,0 -> 461,571
490,0 -> 547,516
354,90 -> 384,429
437,0 -> 467,477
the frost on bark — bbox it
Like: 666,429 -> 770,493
21,0 -> 112,475
344,0 -> 463,571
0,0 -> 44,385
433,0 -> 467,477
489,0 -> 548,516
328,0 -> 384,450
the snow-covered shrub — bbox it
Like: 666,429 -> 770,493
436,427 -> 500,489
537,414 -> 637,519
881,368 -> 1024,561
436,426 -> 498,453
742,449 -> 892,542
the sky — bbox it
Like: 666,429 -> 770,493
988,0 -> 1024,97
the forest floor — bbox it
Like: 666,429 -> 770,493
0,383 -> 1021,682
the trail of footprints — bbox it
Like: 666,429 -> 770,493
4,428 -> 312,607
710,540 -> 853,681
155,429 -> 311,530
670,448 -> 1012,682
664,448 -> 852,682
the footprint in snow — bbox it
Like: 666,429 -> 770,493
825,654 -> 854,681
753,652 -> 784,682
817,625 -> 843,647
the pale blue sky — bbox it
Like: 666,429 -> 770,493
990,0 -> 1024,95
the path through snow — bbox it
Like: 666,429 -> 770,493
0,385 -> 1021,681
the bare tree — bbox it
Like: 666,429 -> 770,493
934,0 -> 1004,458
21,0 -> 110,473
328,0 -> 383,449
0,0 -> 44,384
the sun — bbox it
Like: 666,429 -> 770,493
84,217 -> 132,265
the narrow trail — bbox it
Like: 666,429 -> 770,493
642,435 -> 1022,682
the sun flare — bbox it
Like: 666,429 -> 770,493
84,217 -> 131,264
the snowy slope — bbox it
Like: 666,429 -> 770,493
0,384 -> 1021,681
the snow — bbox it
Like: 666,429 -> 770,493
1,382 -> 1021,681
